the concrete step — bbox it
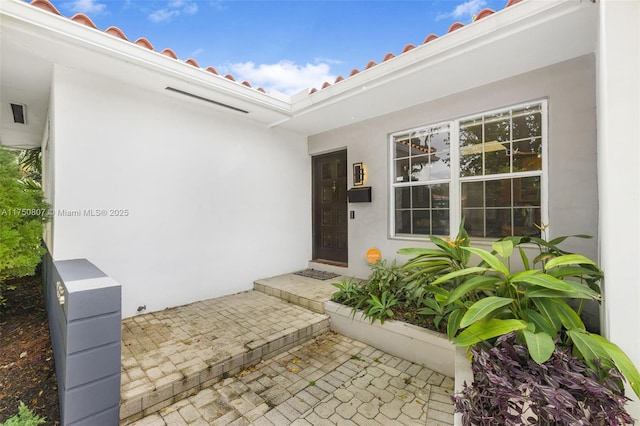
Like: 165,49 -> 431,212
119,291 -> 329,424
253,272 -> 347,314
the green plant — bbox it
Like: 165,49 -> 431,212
17,148 -> 42,184
331,278 -> 363,306
415,288 -> 465,339
399,221 -> 472,288
398,220 -> 478,338
0,147 -> 49,306
363,290 -> 398,324
0,402 -> 46,426
428,237 -> 640,399
331,259 -> 408,324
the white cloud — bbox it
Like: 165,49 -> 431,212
148,0 -> 198,23
225,60 -> 337,95
191,48 -> 205,57
148,8 -> 178,23
64,0 -> 106,14
314,57 -> 343,66
437,0 -> 486,21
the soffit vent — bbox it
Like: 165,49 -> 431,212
10,103 -> 27,124
165,87 -> 249,114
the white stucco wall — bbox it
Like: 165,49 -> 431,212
49,66 -> 311,318
598,0 -> 640,416
309,55 -> 598,281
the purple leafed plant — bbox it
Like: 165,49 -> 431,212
454,333 -> 634,426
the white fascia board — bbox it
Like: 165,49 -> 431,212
289,0 -> 595,117
1,0 -> 292,120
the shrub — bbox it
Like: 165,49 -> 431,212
0,147 -> 48,306
331,259 -> 407,324
455,333 -> 634,425
0,402 -> 46,426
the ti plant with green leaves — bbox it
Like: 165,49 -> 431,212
398,222 -> 479,339
424,236 -> 640,400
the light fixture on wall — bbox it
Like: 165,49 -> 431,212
353,162 -> 365,186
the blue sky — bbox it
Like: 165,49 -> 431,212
55,0 -> 507,94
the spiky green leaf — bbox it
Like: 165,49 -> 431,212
531,298 -> 563,332
545,254 -> 599,270
550,299 -> 586,331
453,319 -> 527,347
514,273 -> 575,293
492,240 -> 514,259
522,309 -> 558,337
447,308 -> 464,340
446,275 -> 501,305
430,267 -> 490,286
462,247 -> 509,276
568,330 -> 640,399
459,297 -> 514,328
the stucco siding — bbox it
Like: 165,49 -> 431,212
309,54 -> 597,279
50,66 -> 311,318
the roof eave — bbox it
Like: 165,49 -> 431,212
1,0 -> 293,126
283,0 -> 597,136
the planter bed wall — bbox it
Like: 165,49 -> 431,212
324,301 -> 455,377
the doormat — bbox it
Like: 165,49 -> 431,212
294,269 -> 340,280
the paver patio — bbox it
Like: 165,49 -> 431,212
126,332 -> 455,425
120,290 -> 330,423
120,273 -> 455,425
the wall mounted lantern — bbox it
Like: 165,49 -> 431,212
353,162 -> 365,186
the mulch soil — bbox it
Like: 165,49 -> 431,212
0,274 -> 60,425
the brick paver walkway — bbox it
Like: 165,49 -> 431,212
120,291 -> 329,422
127,332 -> 455,425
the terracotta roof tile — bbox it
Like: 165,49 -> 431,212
447,22 -> 465,33
475,8 -> 496,21
308,0 -> 517,94
185,58 -> 200,67
28,0 -> 519,98
159,48 -> 177,59
30,0 -> 60,15
70,13 -> 97,28
402,44 -> 416,53
105,26 -> 127,40
134,37 -> 154,50
26,0 -> 268,96
423,34 -> 439,44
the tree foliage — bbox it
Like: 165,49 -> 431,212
0,147 -> 48,305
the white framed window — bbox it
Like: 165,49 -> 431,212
390,100 -> 547,240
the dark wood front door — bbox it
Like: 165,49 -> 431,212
312,150 -> 348,264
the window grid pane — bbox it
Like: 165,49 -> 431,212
391,101 -> 544,240
461,177 -> 541,238
392,123 -> 451,237
394,183 -> 450,236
